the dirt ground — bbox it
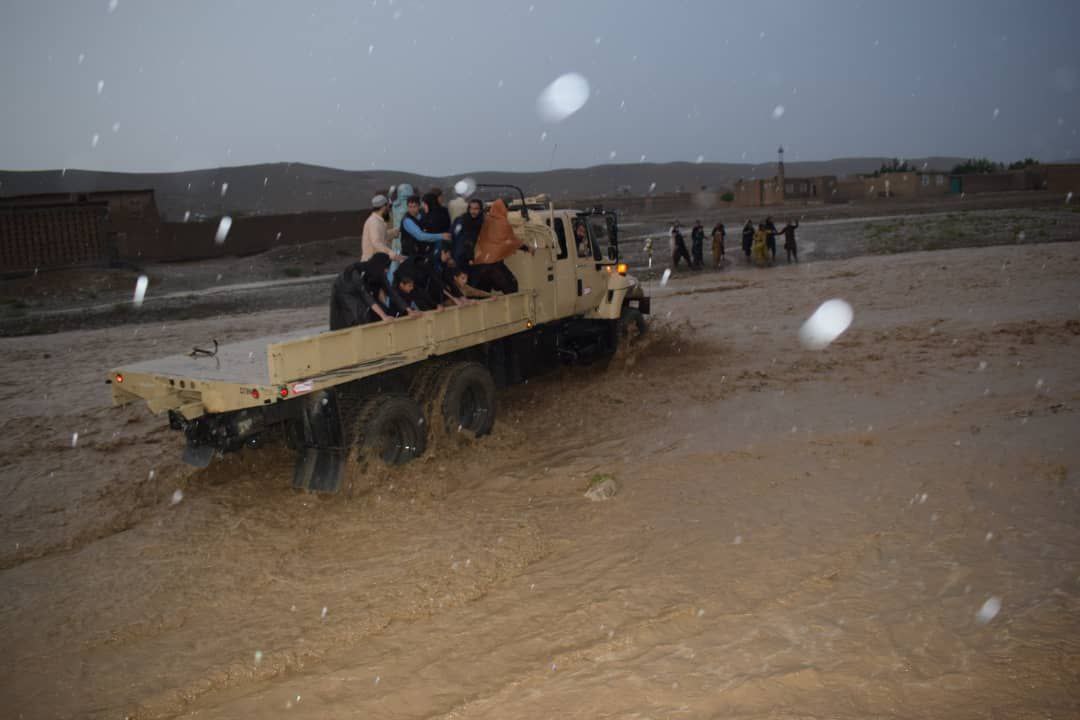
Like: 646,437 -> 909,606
1,241 -> 1079,719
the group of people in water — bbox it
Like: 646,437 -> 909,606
668,216 -> 800,270
330,184 -> 526,330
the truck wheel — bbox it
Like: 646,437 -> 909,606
354,394 -> 427,465
618,307 -> 647,340
437,362 -> 497,437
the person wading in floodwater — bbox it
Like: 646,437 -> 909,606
778,219 -> 800,263
670,220 -> 692,269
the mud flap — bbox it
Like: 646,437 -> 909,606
182,443 -> 215,468
293,447 -> 345,493
291,389 -> 347,493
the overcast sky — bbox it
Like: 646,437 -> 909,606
2,0 -> 1078,175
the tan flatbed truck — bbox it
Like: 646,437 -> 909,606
108,187 -> 650,492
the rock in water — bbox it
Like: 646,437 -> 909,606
585,475 -> 618,501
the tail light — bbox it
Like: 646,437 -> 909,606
616,263 -> 628,275
114,373 -> 124,384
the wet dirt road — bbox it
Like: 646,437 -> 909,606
2,242 -> 1079,719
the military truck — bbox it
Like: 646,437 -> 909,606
108,186 -> 650,492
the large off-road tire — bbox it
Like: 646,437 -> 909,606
353,393 -> 427,465
435,362 -> 497,438
618,306 -> 647,341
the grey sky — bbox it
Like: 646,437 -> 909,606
2,0 -> 1078,175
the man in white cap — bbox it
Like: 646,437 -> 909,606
361,194 -> 404,263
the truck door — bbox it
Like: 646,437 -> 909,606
572,216 -> 605,314
547,216 -> 577,318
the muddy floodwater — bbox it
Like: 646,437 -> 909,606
1,242 -> 1079,719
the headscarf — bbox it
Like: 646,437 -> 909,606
473,199 -> 521,265
390,183 -> 414,255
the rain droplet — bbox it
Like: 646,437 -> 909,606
254,650 -> 263,664
539,131 -> 547,141
594,35 -> 602,45
111,122 -> 120,133
321,606 -> 328,619
695,154 -> 705,164
660,268 -> 672,286
648,181 -> 656,192
220,182 -> 229,197
183,210 -> 191,222
536,72 -> 590,122
78,53 -> 85,64
992,108 -> 1000,119
985,531 -> 994,542
759,31 -> 766,39
1066,191 -> 1073,204
215,216 -> 232,244
368,44 -> 375,55
107,0 -> 118,13
733,535 -> 743,545
170,489 -> 184,505
772,104 -> 786,119
90,133 -> 99,148
263,176 -> 269,187
975,596 -> 1001,624
133,275 -> 149,306
70,432 -> 79,448
97,79 -> 105,94
148,469 -> 155,480
608,150 -> 617,160
978,361 -> 987,371
798,299 -> 854,350
454,177 -> 477,197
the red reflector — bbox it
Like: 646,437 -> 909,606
279,387 -> 289,398
115,374 -> 124,384
251,389 -> 260,400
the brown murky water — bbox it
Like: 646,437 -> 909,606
1,243 -> 1079,719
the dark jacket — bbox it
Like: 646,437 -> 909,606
691,225 -> 705,246
329,254 -> 405,330
421,194 -> 452,234
451,209 -> 484,267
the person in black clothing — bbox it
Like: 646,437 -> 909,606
451,199 -> 484,268
690,220 -> 706,268
329,253 -> 410,330
741,219 -> 754,262
670,221 -> 691,268
396,255 -> 446,310
421,191 -> 452,272
778,219 -> 800,263
764,216 -> 778,264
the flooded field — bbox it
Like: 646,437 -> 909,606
1,242 -> 1078,719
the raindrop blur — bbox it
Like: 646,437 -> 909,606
97,79 -> 104,94
759,31 -> 766,39
536,72 -> 590,122
368,44 -> 375,55
1067,191 -> 1074,204
799,299 -> 854,350
608,150 -> 617,160
183,210 -> 191,222
772,104 -> 786,119
733,535 -> 743,545
321,606 -> 328,619
640,154 -> 647,162
660,268 -> 672,286
90,133 -> 99,148
454,177 -> 477,197
111,122 -> 120,133
71,432 -> 79,448
254,650 -> 263,664
133,275 -> 149,306
263,176 -> 269,187
975,596 -> 1002,624
170,489 -> 184,505
220,182 -> 229,197
215,216 -> 232,244
78,53 -> 85,64
648,181 -> 657,193
107,0 -> 118,12
993,108 -> 1000,119
539,131 -> 547,141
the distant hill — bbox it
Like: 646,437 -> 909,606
0,157 -> 966,220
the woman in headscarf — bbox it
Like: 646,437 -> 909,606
751,223 -> 770,267
329,252 -> 410,329
389,183 -> 414,278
